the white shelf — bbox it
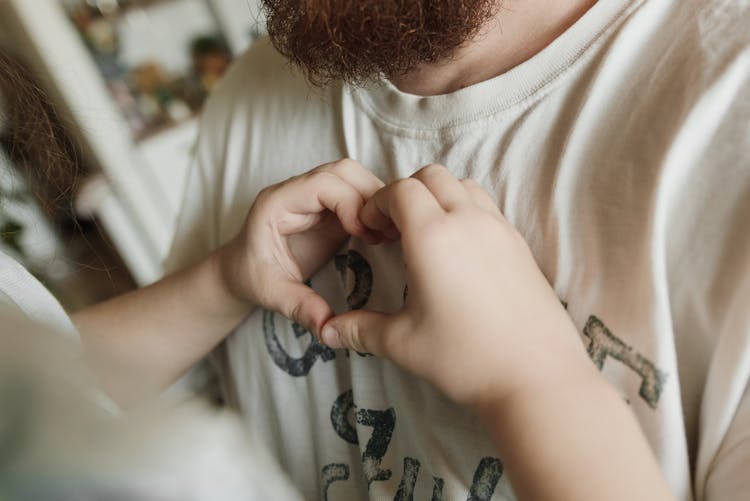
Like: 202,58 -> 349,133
0,0 -> 263,284
2,0 -> 169,284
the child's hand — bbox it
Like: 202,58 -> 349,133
320,164 -> 591,413
219,159 -> 384,337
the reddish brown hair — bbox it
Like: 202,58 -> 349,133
0,50 -> 80,217
263,0 -> 497,86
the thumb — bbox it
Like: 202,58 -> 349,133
321,310 -> 401,357
270,279 -> 334,337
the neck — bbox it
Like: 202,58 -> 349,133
390,0 -> 597,96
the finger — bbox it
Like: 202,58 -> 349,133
315,159 -> 387,243
321,310 -> 406,357
315,158 -> 385,199
269,279 -> 334,337
360,177 -> 443,234
275,171 -> 370,237
461,178 -> 499,213
411,164 -> 471,211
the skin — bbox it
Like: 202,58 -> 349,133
322,165 -> 675,501
391,0 -> 598,95
76,0 -> 600,398
73,1 -> 676,499
73,159 -> 385,404
75,162 -> 675,500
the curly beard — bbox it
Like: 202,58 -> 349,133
262,0 -> 497,86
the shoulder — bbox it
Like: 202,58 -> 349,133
192,37 -> 343,184
170,38 -> 346,254
612,0 -> 750,115
214,37 -> 307,99
199,37 -> 339,135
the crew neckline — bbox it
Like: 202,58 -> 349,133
349,0 -> 639,133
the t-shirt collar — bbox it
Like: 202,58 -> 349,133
349,0 -> 638,132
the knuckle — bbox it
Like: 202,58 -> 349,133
392,177 -> 423,198
412,163 -> 446,181
287,290 -> 316,326
488,215 -> 526,249
470,208 -> 504,232
326,157 -> 362,175
255,185 -> 275,204
249,188 -> 277,219
420,163 -> 448,176
310,160 -> 336,173
308,169 -> 337,184
288,297 -> 304,324
306,170 -> 345,194
347,321 -> 367,354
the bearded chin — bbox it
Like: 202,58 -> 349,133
261,0 -> 496,86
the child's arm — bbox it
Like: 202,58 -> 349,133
72,159 -> 384,405
323,164 -> 675,501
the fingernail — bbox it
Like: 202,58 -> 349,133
321,325 -> 342,349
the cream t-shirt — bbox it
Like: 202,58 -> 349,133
166,0 -> 750,499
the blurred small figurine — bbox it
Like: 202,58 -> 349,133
190,36 -> 232,93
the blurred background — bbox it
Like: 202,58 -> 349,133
0,0 -> 265,309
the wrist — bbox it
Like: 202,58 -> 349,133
208,243 -> 256,317
479,365 -> 594,413
473,361 -> 613,474
474,369 -> 672,501
472,340 -> 600,427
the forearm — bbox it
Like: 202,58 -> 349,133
72,245 -> 253,404
478,361 -> 675,501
